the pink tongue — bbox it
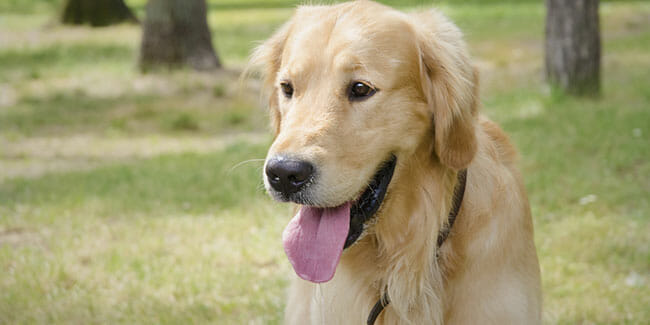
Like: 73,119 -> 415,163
282,203 -> 351,283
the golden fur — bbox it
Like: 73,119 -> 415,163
248,1 -> 542,323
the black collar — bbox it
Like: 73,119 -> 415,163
366,169 -> 468,325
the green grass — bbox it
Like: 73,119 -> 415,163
1,0 -> 649,324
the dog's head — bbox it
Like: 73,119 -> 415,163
249,0 -> 478,283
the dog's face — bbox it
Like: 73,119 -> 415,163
265,7 -> 428,208
250,1 -> 478,282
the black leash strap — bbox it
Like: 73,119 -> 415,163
366,292 -> 390,325
437,168 -> 467,248
366,169 -> 468,325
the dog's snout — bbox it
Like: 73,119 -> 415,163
266,158 -> 314,195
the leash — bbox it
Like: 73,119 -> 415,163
366,169 -> 468,325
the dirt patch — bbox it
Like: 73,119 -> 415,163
0,133 -> 268,181
0,226 -> 45,248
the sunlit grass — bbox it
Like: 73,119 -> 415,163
0,0 -> 649,324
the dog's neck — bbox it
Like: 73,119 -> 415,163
343,149 -> 461,324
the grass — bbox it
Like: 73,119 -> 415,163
1,0 -> 649,324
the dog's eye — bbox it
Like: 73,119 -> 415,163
280,82 -> 294,99
349,81 -> 376,101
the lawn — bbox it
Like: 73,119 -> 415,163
0,0 -> 649,324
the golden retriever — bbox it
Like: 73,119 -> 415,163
248,1 -> 542,323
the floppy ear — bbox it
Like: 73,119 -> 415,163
415,11 -> 478,170
246,21 -> 293,136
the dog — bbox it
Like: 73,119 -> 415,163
248,1 -> 542,323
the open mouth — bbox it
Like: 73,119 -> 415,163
282,155 -> 397,283
346,155 -> 397,248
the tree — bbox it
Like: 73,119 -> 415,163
62,0 -> 137,27
139,0 -> 221,71
545,0 -> 601,96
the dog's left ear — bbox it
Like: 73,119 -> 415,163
414,11 -> 478,170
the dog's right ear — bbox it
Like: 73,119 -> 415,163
413,10 -> 479,171
245,21 -> 293,136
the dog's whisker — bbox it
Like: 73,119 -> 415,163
256,181 -> 267,192
228,158 -> 266,173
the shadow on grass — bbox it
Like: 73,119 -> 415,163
0,43 -> 134,78
1,90 -> 267,137
0,92 -> 142,136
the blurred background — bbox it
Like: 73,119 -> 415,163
0,0 -> 648,323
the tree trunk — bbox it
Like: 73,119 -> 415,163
62,0 -> 137,27
139,0 -> 221,71
545,0 -> 601,96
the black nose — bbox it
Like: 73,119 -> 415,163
265,158 -> 314,195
